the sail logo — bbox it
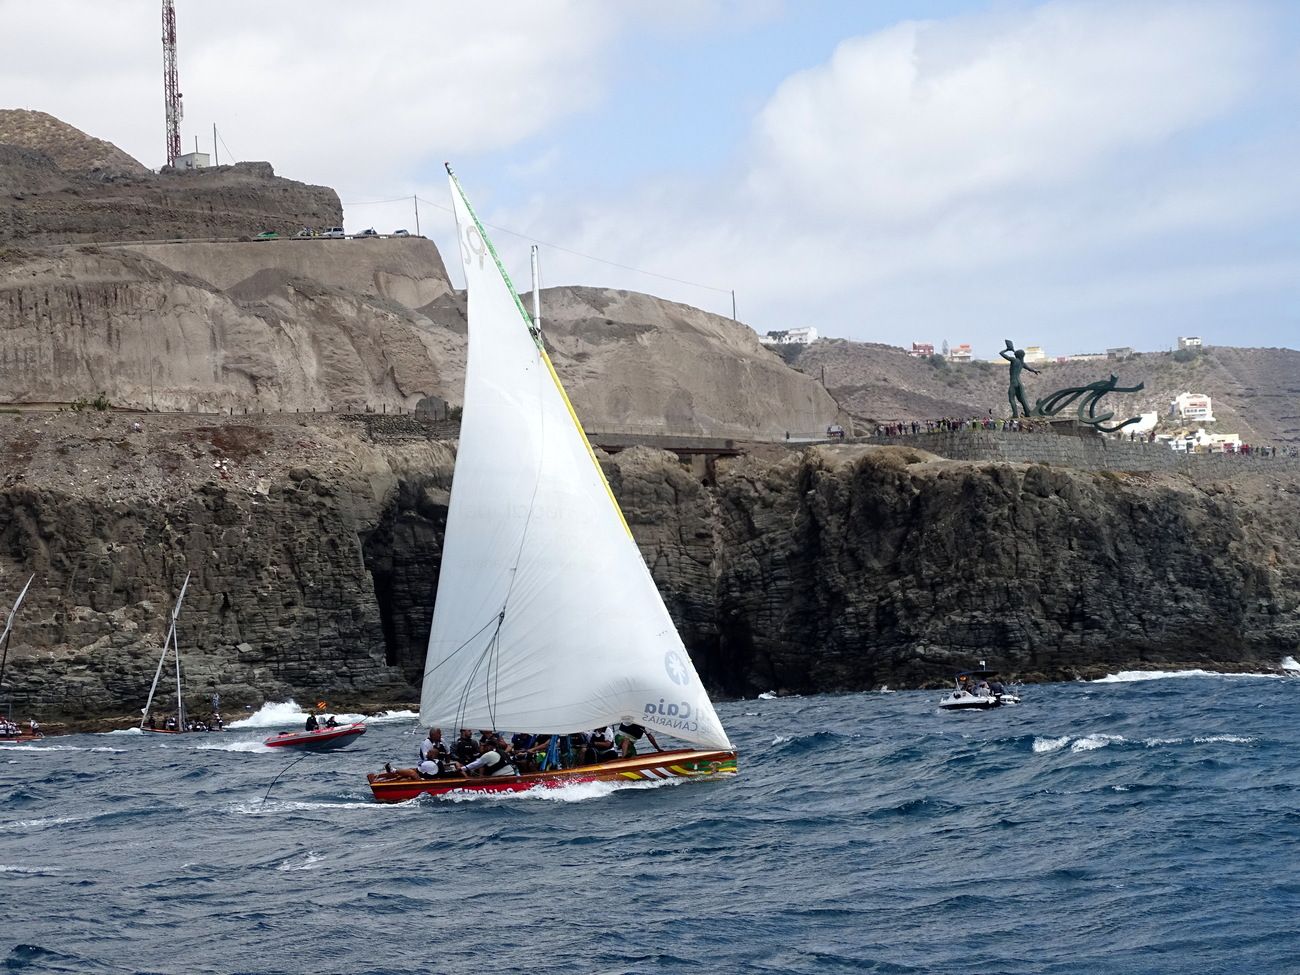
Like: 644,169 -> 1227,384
644,699 -> 697,732
664,650 -> 691,686
460,224 -> 488,269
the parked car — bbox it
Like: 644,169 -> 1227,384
391,229 -> 410,237
294,227 -> 316,238
322,227 -> 346,238
254,230 -> 279,241
355,228 -> 379,239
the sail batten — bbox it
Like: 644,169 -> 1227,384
419,172 -> 732,751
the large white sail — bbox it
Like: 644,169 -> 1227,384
419,171 -> 731,751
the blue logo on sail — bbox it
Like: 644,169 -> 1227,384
665,650 -> 691,687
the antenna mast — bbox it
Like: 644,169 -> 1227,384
162,0 -> 183,166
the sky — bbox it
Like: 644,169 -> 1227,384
2,0 -> 1297,358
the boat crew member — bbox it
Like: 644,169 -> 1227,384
590,728 -> 618,762
615,722 -> 662,757
305,713 -> 319,732
420,727 -> 450,763
451,728 -> 480,765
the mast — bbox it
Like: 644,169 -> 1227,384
141,572 -> 190,729
0,574 -> 35,692
172,572 -> 190,730
530,244 -> 541,336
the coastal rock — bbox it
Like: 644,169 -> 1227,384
2,416 -> 1297,722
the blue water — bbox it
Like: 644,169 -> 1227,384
2,672 -> 1297,975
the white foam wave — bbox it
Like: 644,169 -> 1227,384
276,851 -> 325,872
1091,669 -> 1281,683
365,709 -> 418,723
0,815 -> 85,833
100,727 -> 142,736
772,735 -> 793,745
227,701 -> 308,729
1032,736 -> 1071,753
1072,734 -> 1125,752
0,864 -> 62,874
1193,735 -> 1255,745
229,797 -> 419,816
1282,656 -> 1300,672
757,691 -> 777,700
437,776 -> 683,804
0,743 -> 122,753
193,740 -> 274,753
226,700 -> 410,729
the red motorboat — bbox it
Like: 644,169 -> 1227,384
264,722 -> 366,751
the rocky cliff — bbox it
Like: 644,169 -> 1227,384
2,414 -> 1296,725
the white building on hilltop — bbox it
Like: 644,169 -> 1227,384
1170,392 -> 1214,422
760,326 -> 818,345
1177,336 -> 1202,349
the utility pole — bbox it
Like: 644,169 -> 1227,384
731,290 -> 736,321
213,123 -> 219,165
413,195 -> 420,236
162,0 -> 182,166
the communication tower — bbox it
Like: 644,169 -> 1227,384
162,0 -> 182,166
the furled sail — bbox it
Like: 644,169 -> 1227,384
419,170 -> 731,752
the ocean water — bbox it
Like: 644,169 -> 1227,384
2,673 -> 1297,975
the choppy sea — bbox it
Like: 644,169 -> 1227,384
2,671 -> 1298,975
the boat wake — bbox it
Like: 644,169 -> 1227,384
436,776 -> 685,804
192,740 -> 273,753
227,700 -> 416,729
0,744 -> 124,753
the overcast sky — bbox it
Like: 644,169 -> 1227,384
3,0 -> 1297,357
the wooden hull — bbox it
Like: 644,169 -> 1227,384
367,748 -> 738,803
265,723 -> 366,751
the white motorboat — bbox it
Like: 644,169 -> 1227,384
938,665 -> 1021,710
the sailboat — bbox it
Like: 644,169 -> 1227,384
0,575 -> 41,742
140,572 -> 195,734
367,168 -> 737,802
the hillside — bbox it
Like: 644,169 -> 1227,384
0,109 -> 149,176
784,340 -> 1300,444
0,110 -> 341,245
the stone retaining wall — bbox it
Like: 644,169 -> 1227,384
871,430 -> 1300,477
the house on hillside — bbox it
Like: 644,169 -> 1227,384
1106,346 -> 1135,359
1024,345 -> 1048,363
1170,392 -> 1214,422
909,342 -> 934,357
1177,336 -> 1202,349
760,326 -> 818,346
947,343 -> 973,363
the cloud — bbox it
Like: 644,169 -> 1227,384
484,0 -> 1294,354
745,1 -> 1266,221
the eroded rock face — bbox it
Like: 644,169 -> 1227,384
2,416 -> 1297,723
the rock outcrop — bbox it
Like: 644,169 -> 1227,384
2,414 -> 1296,723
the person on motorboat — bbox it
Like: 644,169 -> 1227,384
615,722 -> 662,757
28,718 -> 41,737
304,713 -> 319,732
325,715 -> 339,728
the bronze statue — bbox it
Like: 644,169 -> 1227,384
999,340 -> 1039,417
1000,338 -> 1145,433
